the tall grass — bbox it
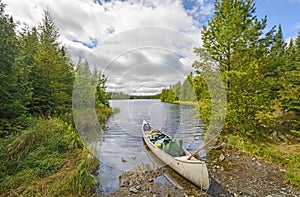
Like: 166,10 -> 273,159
0,118 -> 99,196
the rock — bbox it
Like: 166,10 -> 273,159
119,178 -> 129,187
121,158 -> 127,163
212,144 -> 224,150
130,155 -> 137,160
270,130 -> 277,136
136,185 -> 141,190
251,157 -> 256,162
219,153 -> 226,162
129,186 -> 139,194
243,188 -> 258,196
228,162 -> 237,167
119,163 -> 164,192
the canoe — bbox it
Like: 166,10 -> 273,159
142,120 -> 210,190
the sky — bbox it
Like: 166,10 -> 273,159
4,0 -> 300,95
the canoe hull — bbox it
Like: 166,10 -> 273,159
142,121 -> 210,190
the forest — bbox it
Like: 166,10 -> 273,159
0,1 -> 111,195
160,0 -> 300,186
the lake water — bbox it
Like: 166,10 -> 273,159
96,99 -> 208,194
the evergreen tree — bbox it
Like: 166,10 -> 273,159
199,0 -> 268,96
262,25 -> 286,98
195,0 -> 273,135
0,1 -> 30,133
179,73 -> 197,102
93,67 -> 109,106
278,32 -> 300,134
30,10 -> 74,116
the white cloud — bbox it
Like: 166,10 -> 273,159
4,0 -> 213,94
295,23 -> 300,29
288,0 -> 300,4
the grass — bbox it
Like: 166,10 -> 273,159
224,134 -> 300,187
0,118 -> 99,196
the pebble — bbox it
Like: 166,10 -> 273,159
212,144 -> 224,150
228,162 -> 237,167
129,187 -> 138,194
130,155 -> 136,160
219,153 -> 226,162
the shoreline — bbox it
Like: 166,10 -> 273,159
101,144 -> 300,196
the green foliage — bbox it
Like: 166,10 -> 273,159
160,88 -> 178,103
73,59 -> 112,147
29,10 -> 74,116
191,1 -> 300,186
160,73 -> 197,103
0,6 -> 75,132
0,118 -> 98,196
285,154 -> 300,186
0,1 -> 30,132
0,5 -> 114,196
194,0 -> 288,136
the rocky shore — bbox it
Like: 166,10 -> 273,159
100,145 -> 300,197
207,146 -> 300,197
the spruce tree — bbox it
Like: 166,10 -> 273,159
0,1 -> 30,133
195,0 -> 273,135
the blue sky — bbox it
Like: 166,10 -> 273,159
179,0 -> 300,40
255,0 -> 300,41
4,0 -> 300,94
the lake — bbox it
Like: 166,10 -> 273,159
96,99 -> 207,194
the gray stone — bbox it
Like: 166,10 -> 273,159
130,155 -> 137,160
219,153 -> 226,162
129,187 -> 139,194
212,144 -> 224,150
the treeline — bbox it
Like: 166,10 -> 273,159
160,73 -> 197,103
162,0 -> 300,138
0,3 -> 110,134
108,92 -> 160,99
0,1 -> 111,195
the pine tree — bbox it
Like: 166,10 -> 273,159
262,25 -> 286,98
30,10 -> 74,116
281,33 -> 300,115
0,1 -> 30,133
199,0 -> 268,95
195,0 -> 273,135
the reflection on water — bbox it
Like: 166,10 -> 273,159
97,99 -> 207,194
